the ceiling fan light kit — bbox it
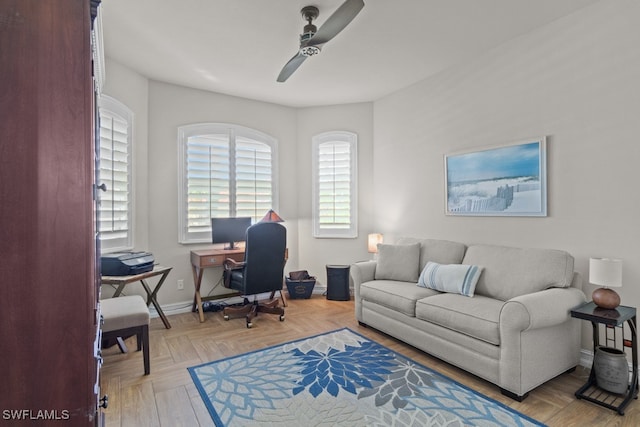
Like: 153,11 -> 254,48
277,0 -> 365,82
300,46 -> 321,57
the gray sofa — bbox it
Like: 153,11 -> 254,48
351,238 -> 586,400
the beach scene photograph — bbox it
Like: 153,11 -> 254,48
445,139 -> 546,216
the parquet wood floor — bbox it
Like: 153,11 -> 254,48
100,295 -> 639,426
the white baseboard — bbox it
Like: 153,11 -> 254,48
579,348 -> 593,368
147,287 -> 330,319
148,300 -> 194,318
578,347 -> 634,372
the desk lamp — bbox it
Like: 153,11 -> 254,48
589,257 -> 623,309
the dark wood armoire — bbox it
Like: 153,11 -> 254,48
0,0 -> 103,425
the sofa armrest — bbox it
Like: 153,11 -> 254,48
350,261 -> 377,289
351,261 -> 376,322
501,287 -> 587,331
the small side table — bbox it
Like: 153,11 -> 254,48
571,301 -> 638,415
101,265 -> 173,329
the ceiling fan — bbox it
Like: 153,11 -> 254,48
277,0 -> 365,82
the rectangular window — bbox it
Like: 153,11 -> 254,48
98,96 -> 132,251
313,131 -> 358,238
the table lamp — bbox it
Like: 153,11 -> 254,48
368,233 -> 383,258
589,257 -> 623,309
260,209 -> 284,223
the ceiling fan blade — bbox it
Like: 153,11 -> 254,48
307,0 -> 364,47
277,51 -> 308,82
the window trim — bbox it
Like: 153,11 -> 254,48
177,123 -> 279,244
312,131 -> 358,238
97,95 -> 134,252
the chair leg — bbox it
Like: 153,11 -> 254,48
246,304 -> 259,328
225,297 -> 285,327
223,301 -> 253,320
116,337 -> 128,353
136,330 -> 143,352
279,289 -> 287,307
257,298 -> 284,315
269,289 -> 287,307
102,325 -> 150,375
141,324 -> 150,375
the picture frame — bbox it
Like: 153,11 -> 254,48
445,137 -> 547,217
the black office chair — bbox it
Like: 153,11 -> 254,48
222,222 -> 287,328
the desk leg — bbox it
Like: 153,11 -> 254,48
139,277 -> 172,329
270,289 -> 287,308
112,283 -> 126,297
191,264 -> 205,323
139,270 -> 172,329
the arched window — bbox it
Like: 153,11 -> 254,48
312,131 -> 358,238
178,123 -> 278,243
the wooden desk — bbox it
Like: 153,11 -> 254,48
101,265 -> 173,329
190,248 -> 245,322
190,248 -> 288,323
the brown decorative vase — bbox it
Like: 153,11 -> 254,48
594,346 -> 629,394
592,288 -> 620,309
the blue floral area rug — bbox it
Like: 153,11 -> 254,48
188,328 -> 545,426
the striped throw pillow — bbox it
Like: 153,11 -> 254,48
417,262 -> 483,297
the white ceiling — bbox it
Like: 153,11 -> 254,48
101,0 -> 600,108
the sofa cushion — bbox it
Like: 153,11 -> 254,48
375,243 -> 421,282
415,294 -> 503,345
360,280 -> 439,317
417,262 -> 483,297
462,244 -> 575,301
396,238 -> 467,271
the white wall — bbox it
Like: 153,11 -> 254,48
102,59 -> 149,299
102,62 -> 373,308
373,0 -> 640,346
103,0 -> 639,353
296,103 -> 374,287
143,81 -> 299,308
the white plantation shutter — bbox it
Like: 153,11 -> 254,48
235,137 -> 273,219
178,124 -> 277,243
318,143 -> 351,227
185,134 -> 230,236
313,131 -> 358,238
98,96 -> 132,251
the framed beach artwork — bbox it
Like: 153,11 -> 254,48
445,137 -> 547,217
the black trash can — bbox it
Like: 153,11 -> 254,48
326,264 -> 350,301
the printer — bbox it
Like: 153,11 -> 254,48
101,251 -> 155,276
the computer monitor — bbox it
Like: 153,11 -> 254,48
211,217 -> 252,249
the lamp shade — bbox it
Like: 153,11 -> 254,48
367,233 -> 383,253
259,209 -> 284,223
589,258 -> 622,288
